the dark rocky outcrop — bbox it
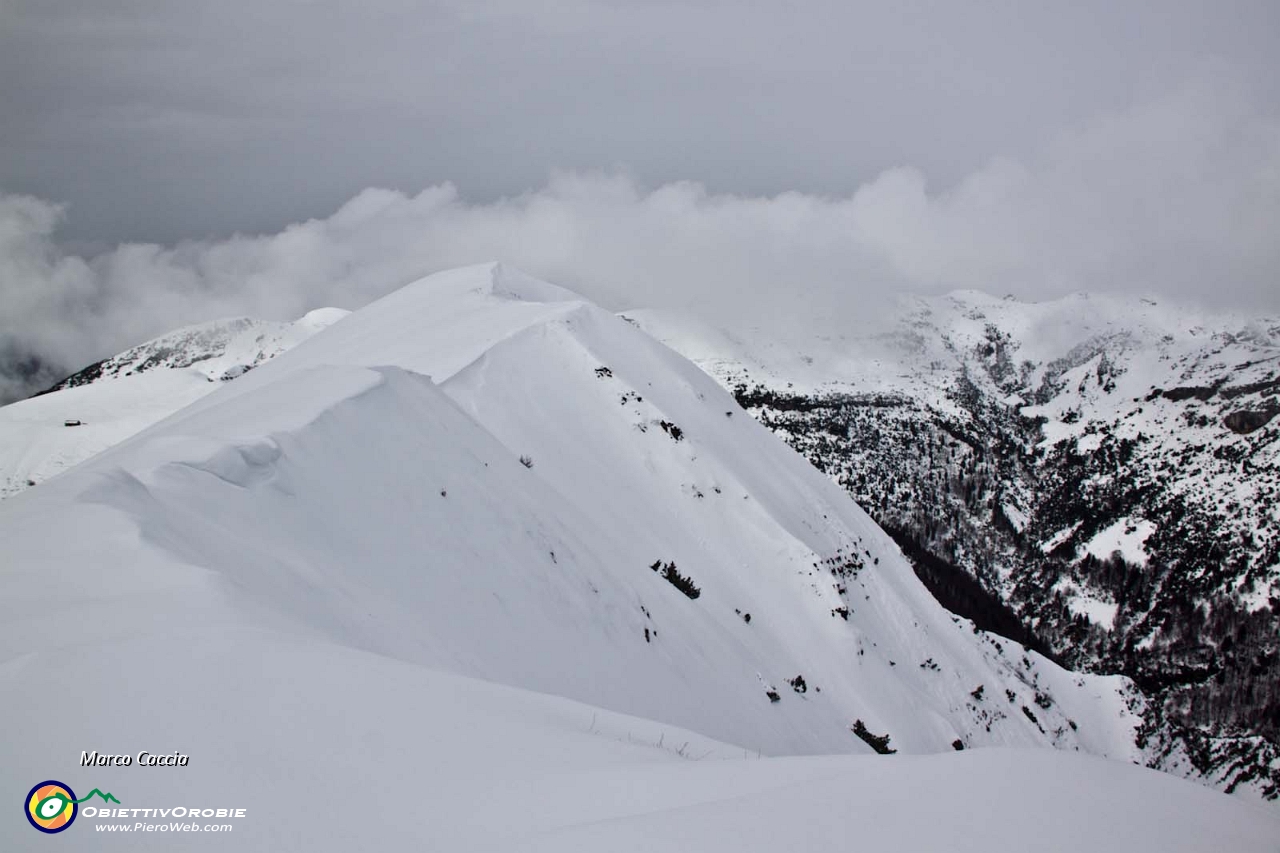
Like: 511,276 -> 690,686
1224,407 -> 1278,435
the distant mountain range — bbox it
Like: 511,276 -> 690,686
633,290 -> 1280,801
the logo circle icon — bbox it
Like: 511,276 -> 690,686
25,781 -> 77,833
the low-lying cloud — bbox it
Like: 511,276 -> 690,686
2,73 -> 1277,403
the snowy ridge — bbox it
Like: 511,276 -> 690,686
1,265 -> 1274,849
8,264 -> 1135,756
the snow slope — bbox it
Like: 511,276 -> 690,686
1,264 -> 1271,848
3,630 -> 1275,852
0,309 -> 347,498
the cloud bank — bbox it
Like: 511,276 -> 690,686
2,75 -> 1278,403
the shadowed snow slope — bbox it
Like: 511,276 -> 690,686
1,264 -> 1274,850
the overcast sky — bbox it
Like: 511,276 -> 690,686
1,0 -> 1278,399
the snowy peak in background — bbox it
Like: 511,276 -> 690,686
0,306 -> 347,498
41,307 -> 350,391
631,290 -> 1279,404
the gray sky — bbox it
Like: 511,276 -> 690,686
1,0 -> 1279,400
4,0 -> 1277,242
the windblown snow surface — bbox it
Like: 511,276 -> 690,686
2,265 -> 1275,850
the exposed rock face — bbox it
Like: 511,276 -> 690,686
1224,407 -> 1279,435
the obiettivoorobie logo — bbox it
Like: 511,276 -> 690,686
24,781 -> 118,834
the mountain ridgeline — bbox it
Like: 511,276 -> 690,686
2,267 -> 1163,802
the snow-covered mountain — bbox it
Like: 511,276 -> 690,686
632,290 -> 1280,800
4,264 -> 1271,850
0,308 -> 347,498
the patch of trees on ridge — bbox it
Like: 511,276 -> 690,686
650,560 -> 701,599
